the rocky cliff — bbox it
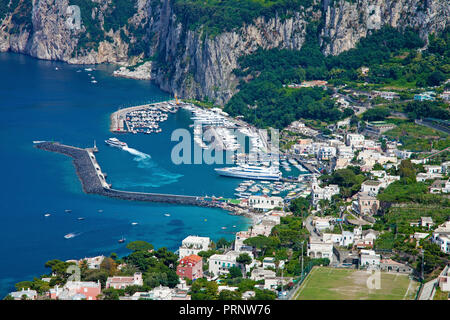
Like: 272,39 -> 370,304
0,0 -> 448,104
321,0 -> 450,55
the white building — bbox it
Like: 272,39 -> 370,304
360,249 -> 381,267
208,251 -> 254,277
248,195 -> 284,211
323,231 -> 354,247
307,237 -> 334,263
311,175 -> 340,205
317,146 -> 337,160
432,221 -> 450,254
438,265 -> 450,292
179,236 -> 211,258
250,268 -> 276,281
8,288 -> 37,300
346,134 -> 365,148
262,257 -> 276,269
360,180 -> 383,195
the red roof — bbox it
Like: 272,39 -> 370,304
180,254 -> 202,265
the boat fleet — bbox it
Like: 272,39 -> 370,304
125,104 -> 176,134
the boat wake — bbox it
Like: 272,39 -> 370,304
122,146 -> 151,160
117,146 -> 183,187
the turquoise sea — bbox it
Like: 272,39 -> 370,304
0,53 -> 250,297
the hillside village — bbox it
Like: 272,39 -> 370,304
6,85 -> 449,300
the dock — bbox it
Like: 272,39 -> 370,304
34,142 -> 218,207
110,100 -> 177,133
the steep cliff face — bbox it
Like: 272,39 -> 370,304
321,0 -> 449,55
0,0 -> 144,64
0,0 -> 448,105
149,1 -> 319,104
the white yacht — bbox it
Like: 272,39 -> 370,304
215,164 -> 281,181
105,137 -> 128,148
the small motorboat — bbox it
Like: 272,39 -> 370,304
164,213 -> 171,217
98,209 -> 103,213
44,213 -> 51,217
131,222 -> 138,226
221,227 -> 227,230
118,236 -> 126,243
65,209 -> 72,213
64,233 -> 75,239
77,217 -> 85,221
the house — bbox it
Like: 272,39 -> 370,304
439,91 -> 450,101
360,180 -> 383,195
323,231 -> 354,247
346,134 -> 365,148
432,221 -> 450,254
424,165 -> 442,174
262,257 -> 276,269
355,228 -> 379,248
416,172 -> 444,182
178,236 -> 210,258
50,281 -> 101,300
380,259 -> 413,274
420,217 -> 434,229
360,249 -> 381,267
311,176 -> 340,205
429,179 -> 450,194
438,265 -> 450,292
365,121 -> 396,135
307,237 -> 334,263
208,251 -> 254,277
248,195 -> 284,211
106,272 -> 143,289
352,192 -> 380,216
414,93 -> 435,101
8,288 -> 37,300
312,217 -> 332,232
176,254 -> 203,280
317,146 -> 336,160
250,268 -> 276,281
263,277 -> 291,291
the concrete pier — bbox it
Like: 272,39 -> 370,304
34,142 -> 217,207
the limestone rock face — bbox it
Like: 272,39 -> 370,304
321,0 -> 449,55
0,0 -> 448,104
149,3 -> 314,105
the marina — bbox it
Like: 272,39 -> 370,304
110,100 -> 179,134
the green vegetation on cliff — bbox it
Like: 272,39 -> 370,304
224,26 -> 450,129
173,0 -> 315,36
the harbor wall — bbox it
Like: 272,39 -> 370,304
34,142 -> 217,208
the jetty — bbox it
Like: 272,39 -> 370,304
34,141 -> 217,207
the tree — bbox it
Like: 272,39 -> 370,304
190,278 -> 218,300
100,257 -> 117,276
398,159 -> 416,183
126,241 -> 154,252
236,253 -> 252,266
251,289 -> 277,300
289,197 -> 310,216
215,237 -> 232,249
228,266 -> 242,279
218,290 -> 242,300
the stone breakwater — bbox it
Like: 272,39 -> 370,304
34,142 -> 221,208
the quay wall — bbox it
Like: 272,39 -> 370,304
34,142 -> 217,207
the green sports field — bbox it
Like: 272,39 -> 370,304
294,267 -> 419,300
